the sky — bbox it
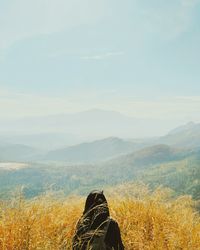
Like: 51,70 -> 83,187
0,0 -> 200,127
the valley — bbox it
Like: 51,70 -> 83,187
0,121 -> 199,200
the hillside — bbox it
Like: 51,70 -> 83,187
40,121 -> 200,162
44,137 -> 138,163
1,144 -> 199,199
0,122 -> 200,199
140,153 -> 200,199
103,145 -> 200,199
1,121 -> 200,163
106,144 -> 186,167
102,144 -> 192,181
159,121 -> 200,148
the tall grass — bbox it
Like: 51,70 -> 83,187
0,187 -> 199,249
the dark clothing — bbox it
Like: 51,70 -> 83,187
72,217 -> 124,250
105,218 -> 124,250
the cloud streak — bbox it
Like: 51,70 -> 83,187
0,0 -> 106,49
1,0 -> 199,50
140,0 -> 200,39
81,51 -> 125,60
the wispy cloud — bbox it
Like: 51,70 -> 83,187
0,0 -> 106,49
141,0 -> 200,39
1,0 -> 199,50
81,51 -> 125,60
48,50 -> 124,60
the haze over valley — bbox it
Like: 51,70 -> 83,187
0,109 -> 185,149
0,119 -> 200,200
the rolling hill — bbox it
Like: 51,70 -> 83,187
159,121 -> 200,148
40,121 -> 200,163
44,137 -> 140,163
1,143 -> 199,199
139,152 -> 200,199
1,118 -> 200,163
105,144 -> 187,168
0,121 -> 200,199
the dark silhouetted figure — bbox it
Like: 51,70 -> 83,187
72,190 -> 124,250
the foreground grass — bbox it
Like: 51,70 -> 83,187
0,189 -> 200,249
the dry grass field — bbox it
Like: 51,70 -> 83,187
0,187 -> 200,250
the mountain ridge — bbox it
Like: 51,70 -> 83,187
44,136 -> 137,163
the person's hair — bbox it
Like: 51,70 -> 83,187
77,190 -> 110,232
83,190 -> 109,217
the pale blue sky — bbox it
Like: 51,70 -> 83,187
0,0 -> 200,124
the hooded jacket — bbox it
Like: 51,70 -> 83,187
72,190 -> 124,250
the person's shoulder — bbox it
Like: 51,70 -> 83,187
109,217 -> 117,223
108,217 -> 119,228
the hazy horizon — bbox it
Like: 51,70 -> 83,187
0,108 -> 199,143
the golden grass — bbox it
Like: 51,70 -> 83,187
0,188 -> 200,250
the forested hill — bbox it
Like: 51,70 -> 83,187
0,143 -> 199,199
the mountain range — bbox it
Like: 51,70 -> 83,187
0,121 -> 200,163
159,122 -> 200,148
0,118 -> 200,199
0,109 -> 179,149
0,142 -> 199,199
42,121 -> 200,163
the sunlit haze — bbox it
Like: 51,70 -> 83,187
0,0 -> 200,137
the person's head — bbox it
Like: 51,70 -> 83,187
83,190 -> 109,217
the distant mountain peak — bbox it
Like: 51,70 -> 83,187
44,136 -> 135,163
187,121 -> 196,126
167,121 -> 198,135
